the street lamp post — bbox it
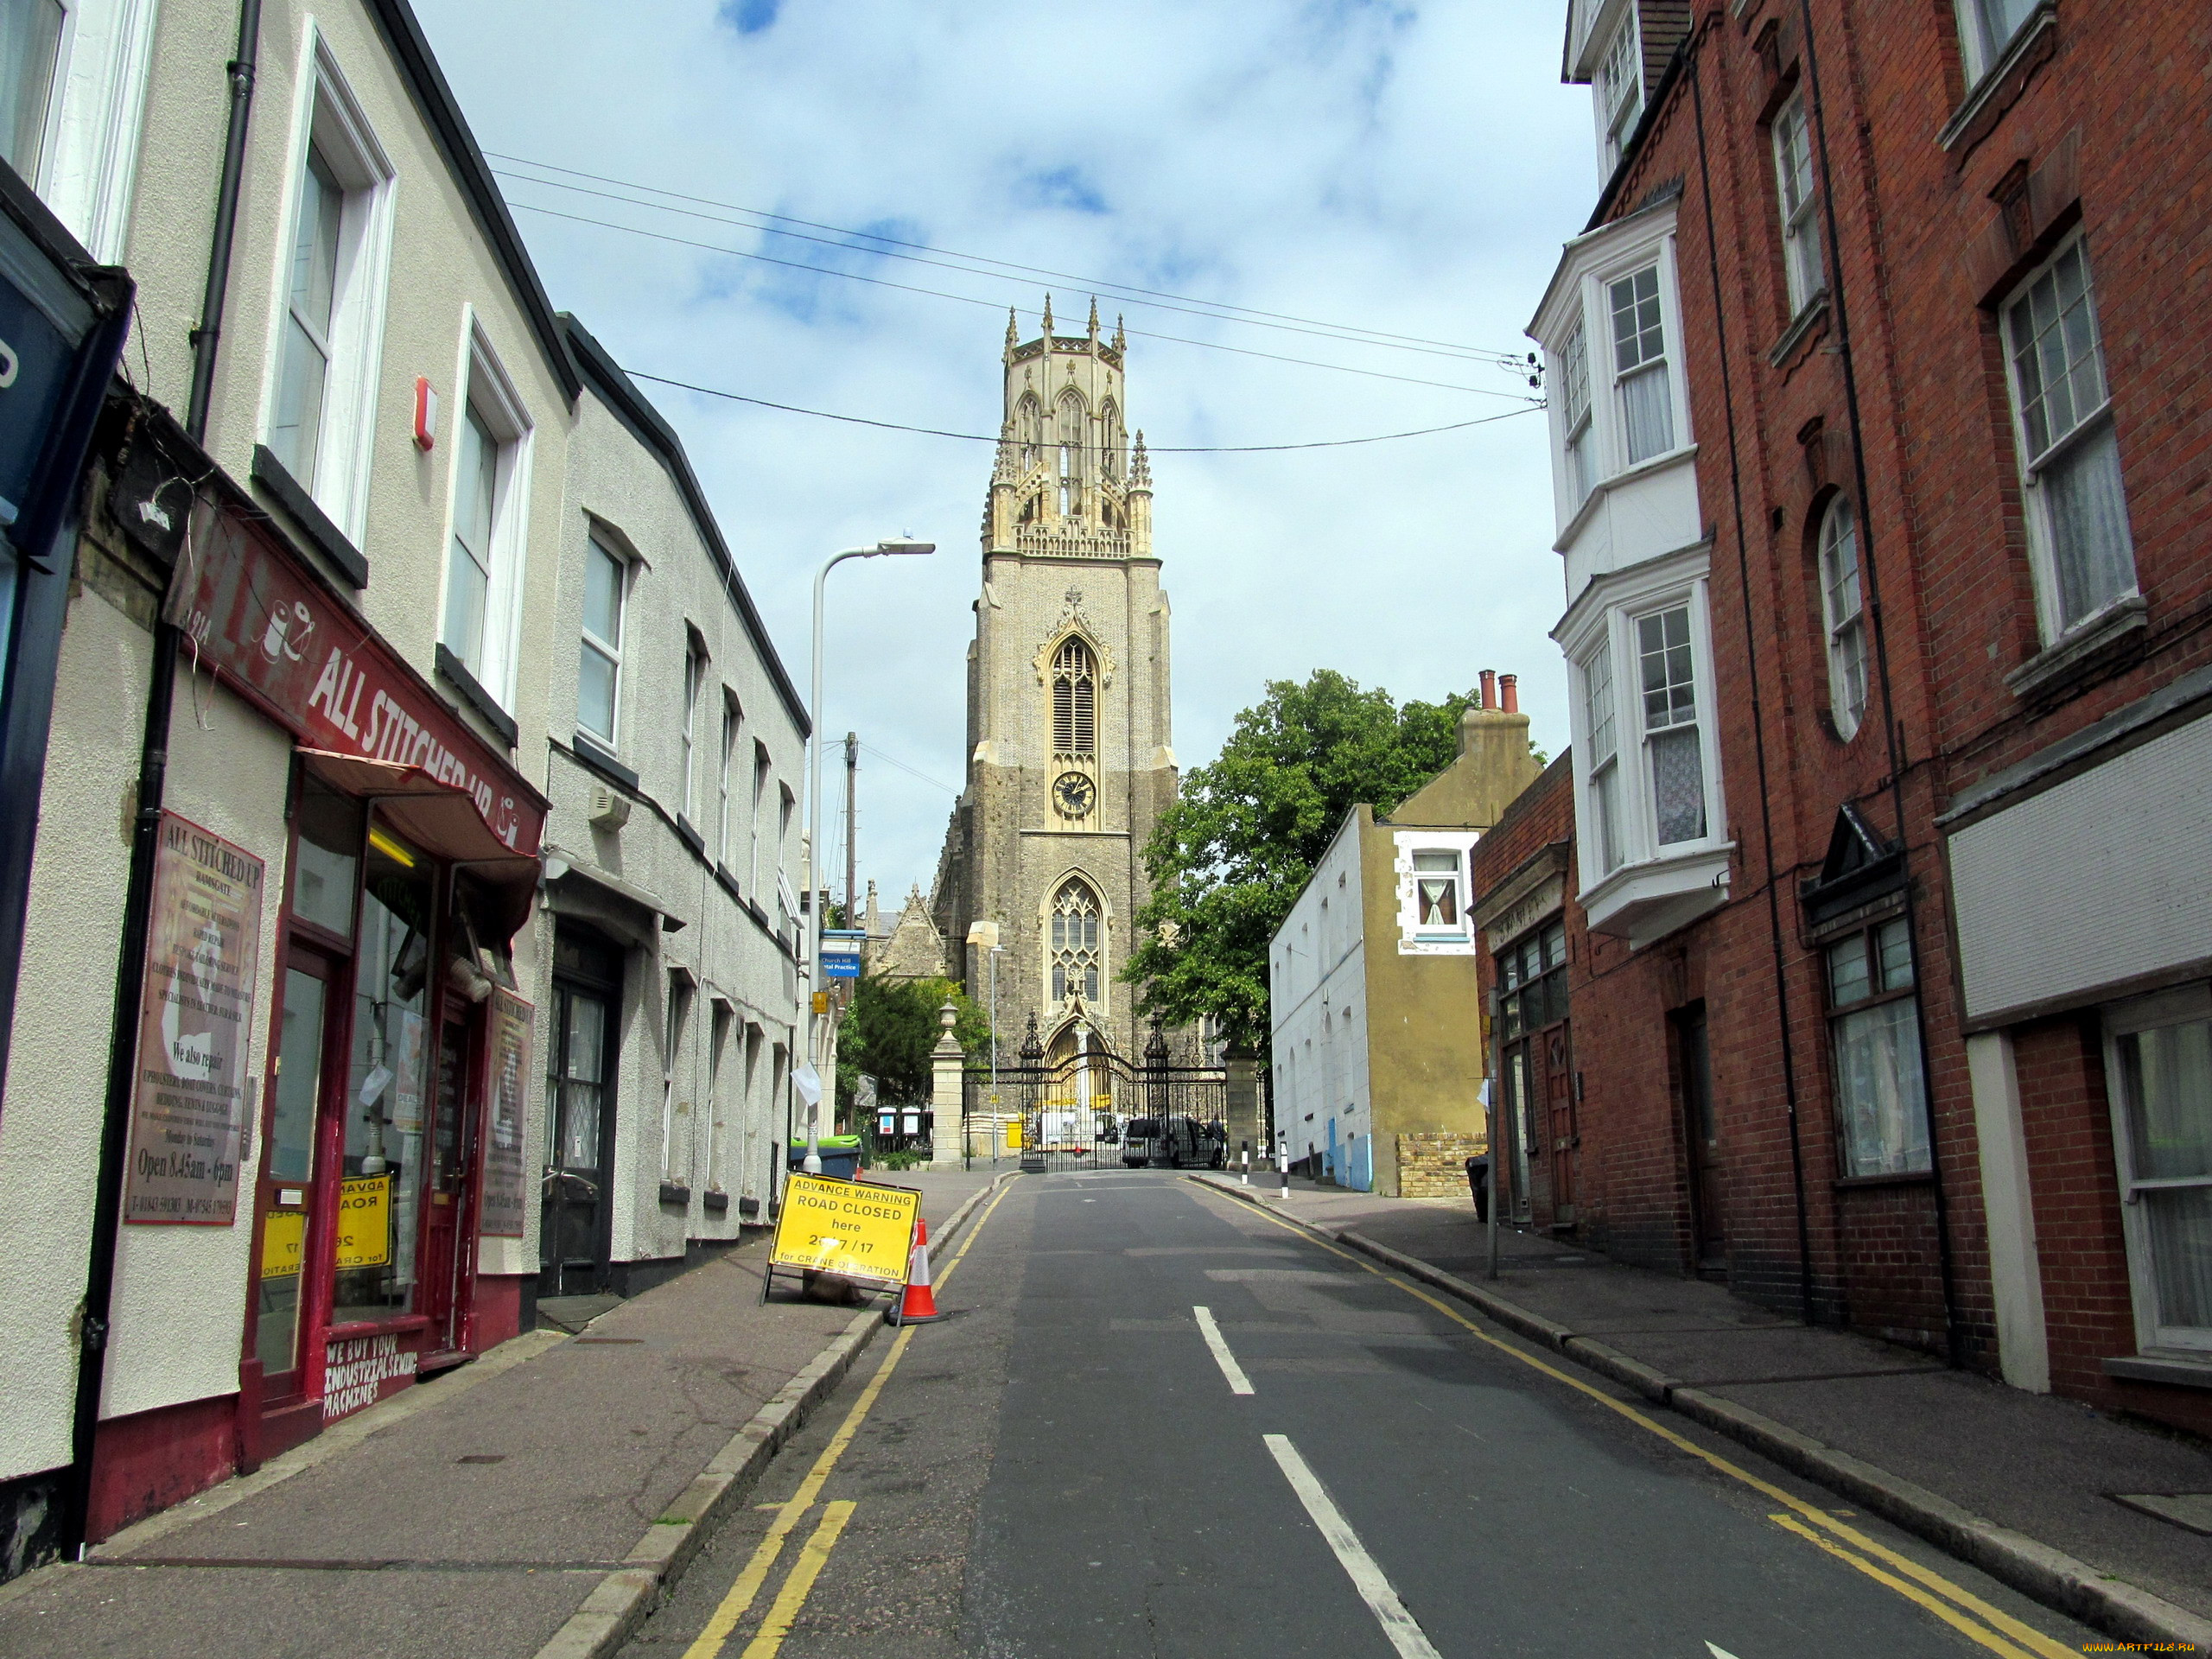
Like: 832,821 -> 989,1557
804,536 -> 934,1174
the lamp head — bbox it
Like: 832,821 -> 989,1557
875,535 -> 935,556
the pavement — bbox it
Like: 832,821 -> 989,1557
1195,1168 -> 2212,1642
614,1169 -> 2109,1658
0,1166 -> 1002,1659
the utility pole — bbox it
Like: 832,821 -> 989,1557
843,732 -> 858,929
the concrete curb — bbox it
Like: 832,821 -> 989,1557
1191,1175 -> 2212,1653
531,1171 -> 1017,1659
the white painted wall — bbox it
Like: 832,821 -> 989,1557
1269,811 -> 1374,1185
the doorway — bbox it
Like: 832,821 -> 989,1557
1675,1004 -> 1726,1276
542,930 -> 620,1297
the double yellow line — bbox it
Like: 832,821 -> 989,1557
1216,1192 -> 2075,1659
683,1179 -> 1014,1659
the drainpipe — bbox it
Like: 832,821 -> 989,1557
66,0 -> 263,1556
1797,0 -> 1963,1366
1687,28 -> 1816,1325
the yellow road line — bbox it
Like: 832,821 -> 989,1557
681,1179 -> 1013,1659
1204,1186 -> 2075,1659
737,1501 -> 858,1659
1768,1515 -> 2041,1659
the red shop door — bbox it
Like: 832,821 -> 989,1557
1545,1027 -> 1577,1224
416,1010 -> 482,1360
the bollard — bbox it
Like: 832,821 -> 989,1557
1241,1142 -> 1250,1185
1277,1133 -> 1289,1202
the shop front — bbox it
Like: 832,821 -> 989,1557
161,493 -> 545,1460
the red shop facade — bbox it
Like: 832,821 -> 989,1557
164,489 -> 546,1466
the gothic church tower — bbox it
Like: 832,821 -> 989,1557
931,300 -> 1176,1062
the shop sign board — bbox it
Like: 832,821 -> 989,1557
124,812 -> 264,1224
480,988 -> 533,1236
768,1174 -> 919,1288
162,502 -> 548,858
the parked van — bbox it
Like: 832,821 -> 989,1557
1121,1116 -> 1219,1168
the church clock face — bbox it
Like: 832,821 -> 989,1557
1052,771 -> 1096,819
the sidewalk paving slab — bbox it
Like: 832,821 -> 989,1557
1194,1171 -> 2212,1649
0,1168 -> 1004,1659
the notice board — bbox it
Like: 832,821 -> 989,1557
124,812 -> 265,1224
770,1175 -> 919,1288
480,989 -> 534,1236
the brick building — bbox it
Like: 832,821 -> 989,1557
1517,0 -> 2210,1433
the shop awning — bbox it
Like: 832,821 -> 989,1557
298,751 -> 540,942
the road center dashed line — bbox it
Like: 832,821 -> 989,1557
1193,1305 -> 1255,1395
1263,1433 -> 1443,1659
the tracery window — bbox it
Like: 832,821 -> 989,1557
1050,879 -> 1103,1004
1052,639 -> 1096,757
1057,389 -> 1087,517
1101,397 -> 1122,480
1016,393 -> 1043,471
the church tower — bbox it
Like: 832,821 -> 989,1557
931,300 -> 1176,1063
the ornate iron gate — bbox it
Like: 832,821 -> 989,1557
960,1018 -> 1227,1173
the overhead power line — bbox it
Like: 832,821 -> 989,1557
859,742 -> 962,798
487,150 -> 1530,366
508,200 -> 1541,403
617,365 -> 1546,452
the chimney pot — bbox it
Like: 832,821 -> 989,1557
1478,669 -> 1497,711
1500,674 -> 1519,715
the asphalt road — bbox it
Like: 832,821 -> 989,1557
621,1171 -> 2102,1659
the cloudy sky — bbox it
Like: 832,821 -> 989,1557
415,0 -> 1599,910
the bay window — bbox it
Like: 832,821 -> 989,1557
1560,321 -> 1594,507
1611,264 -> 1674,464
1637,605 -> 1705,845
1582,639 -> 1622,876
2105,989 -> 2212,1354
1828,916 -> 1931,1177
2001,235 -> 2136,639
1597,5 -> 1642,172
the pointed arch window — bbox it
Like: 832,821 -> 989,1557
1052,639 -> 1096,758
1100,397 -> 1122,480
1050,878 -> 1103,1003
1057,389 -> 1087,517
1016,393 -> 1043,471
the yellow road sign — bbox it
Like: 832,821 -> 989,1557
770,1174 -> 919,1288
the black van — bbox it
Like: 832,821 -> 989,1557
1121,1116 -> 1214,1168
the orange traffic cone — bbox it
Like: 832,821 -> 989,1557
888,1216 -> 946,1325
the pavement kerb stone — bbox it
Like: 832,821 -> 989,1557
531,1169 -> 1019,1659
1187,1174 -> 2212,1655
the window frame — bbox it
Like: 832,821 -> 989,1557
576,532 -> 626,747
1815,495 -> 1868,742
258,31 -> 396,543
679,631 -> 708,827
750,742 -> 771,898
19,0 -> 160,264
2103,985 -> 2212,1355
1560,319 -> 1595,507
438,315 -> 534,706
1608,262 -> 1675,467
1825,914 -> 1932,1179
1498,918 -> 1569,1043
661,973 -> 693,1185
1770,91 -> 1825,318
1998,231 -> 2138,644
1596,2 -> 1643,173
1955,0 -> 2043,85
1398,835 -> 1479,951
716,693 -> 741,868
1046,875 -> 1105,1009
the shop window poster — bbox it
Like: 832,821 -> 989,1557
124,812 -> 266,1224
480,988 -> 534,1236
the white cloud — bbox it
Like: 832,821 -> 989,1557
414,0 -> 1596,903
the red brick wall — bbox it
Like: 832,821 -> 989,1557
1531,0 -> 2208,1427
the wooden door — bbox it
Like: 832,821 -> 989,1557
1545,1028 -> 1577,1223
416,1011 -> 479,1356
1678,1007 -> 1726,1273
541,981 -> 613,1295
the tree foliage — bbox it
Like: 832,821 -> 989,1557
835,973 -> 992,1113
1122,671 -> 1482,1051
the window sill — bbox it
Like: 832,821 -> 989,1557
715,862 -> 744,903
1552,443 -> 1700,552
659,1181 -> 690,1209
1833,1170 -> 1936,1191
569,730 -> 640,792
251,444 -> 368,589
435,643 -> 519,750
1938,6 -> 2056,156
1767,293 -> 1831,373
1580,840 -> 1733,950
2101,1352 -> 2212,1391
2003,594 -> 2147,707
702,1189 -> 730,1215
676,815 -> 707,857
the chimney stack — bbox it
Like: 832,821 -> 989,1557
1478,669 -> 1497,711
1500,674 -> 1519,714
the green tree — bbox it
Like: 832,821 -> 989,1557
1122,670 -> 1483,1051
835,973 -> 992,1114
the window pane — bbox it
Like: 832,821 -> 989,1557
578,642 -> 617,741
1412,850 -> 1459,872
2140,1188 -> 2212,1333
2044,421 -> 2135,629
1416,876 -> 1459,928
443,405 -> 499,666
1649,726 -> 1707,844
1610,267 -> 1664,375
0,0 -> 63,178
269,970 -> 326,1184
1637,607 -> 1697,729
442,547 -> 488,669
1834,997 -> 1931,1176
584,541 -> 623,645
1828,935 -> 1871,1007
289,149 -> 344,340
291,776 -> 360,936
1583,641 -> 1617,767
1501,950 -> 1522,991
1974,0 -> 2040,66
1623,363 -> 1674,463
2008,242 -> 2107,464
1876,918 -> 1914,991
269,316 -> 331,484
1593,762 -> 1623,874
1560,323 -> 1591,431
2116,1022 -> 2212,1183
1543,923 -> 1567,971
